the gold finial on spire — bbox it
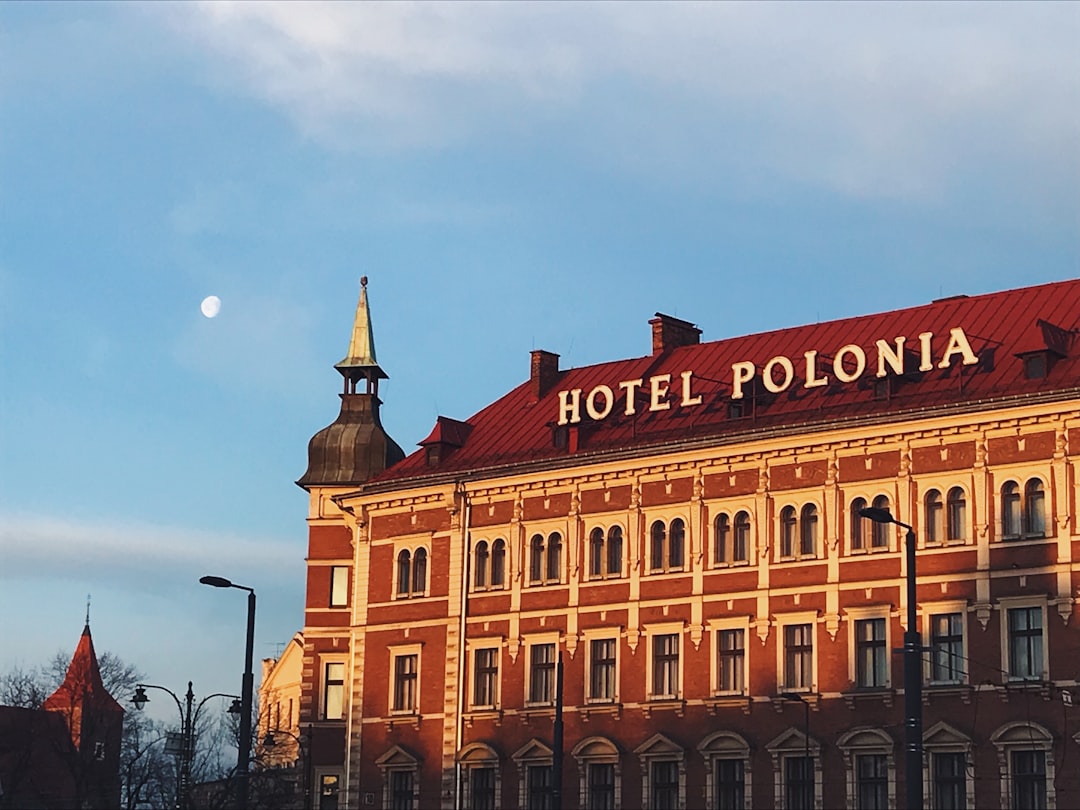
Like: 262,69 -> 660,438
335,276 -> 388,391
86,593 -> 91,626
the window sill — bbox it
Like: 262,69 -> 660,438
578,702 -> 622,720
705,695 -> 752,715
996,679 -> 1052,702
923,683 -> 973,705
384,713 -> 420,731
642,698 -> 685,718
770,692 -> 820,712
711,561 -> 751,570
841,687 -> 894,709
520,706 -> 556,724
463,709 -> 503,728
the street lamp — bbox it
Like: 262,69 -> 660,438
780,692 -> 811,810
132,681 -> 240,810
859,506 -> 922,810
200,575 -> 257,810
262,726 -> 311,810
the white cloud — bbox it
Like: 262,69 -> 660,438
157,2 -> 1079,201
0,511 -> 300,591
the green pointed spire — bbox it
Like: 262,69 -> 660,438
334,276 -> 387,394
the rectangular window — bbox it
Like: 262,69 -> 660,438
586,763 -> 616,810
652,634 -> 680,699
651,761 -> 679,810
931,752 -> 966,810
473,648 -> 498,708
329,566 -> 349,607
390,770 -> 414,810
323,662 -> 344,720
855,618 -> 887,688
393,654 -> 418,712
856,754 -> 888,810
1007,607 -> 1043,680
784,624 -> 813,691
526,765 -> 552,810
784,756 -> 813,810
589,639 -> 617,702
930,613 -> 964,683
1011,750 -> 1047,810
714,759 -> 745,810
529,643 -> 556,705
469,767 -> 496,810
319,774 -> 340,810
717,629 -> 745,694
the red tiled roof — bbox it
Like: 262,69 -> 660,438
370,279 -> 1080,488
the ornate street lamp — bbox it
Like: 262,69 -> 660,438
200,575 -> 257,810
859,506 -> 922,810
262,726 -> 312,810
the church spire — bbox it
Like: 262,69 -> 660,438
334,276 -> 387,395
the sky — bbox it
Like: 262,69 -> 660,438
1,2 -> 1078,720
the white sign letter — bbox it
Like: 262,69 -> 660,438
619,378 -> 644,415
832,344 -> 866,383
918,332 -> 934,371
585,385 -> 614,421
803,351 -> 829,388
876,337 -> 906,378
680,371 -> 703,407
763,356 -> 795,394
557,389 -> 582,425
649,374 -> 672,412
938,327 -> 979,368
731,362 -> 755,400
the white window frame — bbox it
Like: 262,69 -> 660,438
635,734 -> 686,810
320,656 -> 348,721
837,728 -> 895,810
776,612 -> 819,694
376,746 -> 421,810
922,600 -> 969,686
847,492 -> 895,554
766,728 -> 822,810
990,721 -> 1056,810
699,731 -> 752,810
393,540 -> 431,600
707,616 -> 750,696
585,522 -> 627,581
645,510 -> 690,574
644,622 -> 684,701
472,536 -> 509,593
776,500 -> 822,562
388,643 -> 423,716
995,470 -> 1051,542
844,606 -> 892,689
572,736 -> 622,810
466,639 -> 502,711
525,522 -> 567,587
708,499 -> 755,568
582,628 -> 620,704
524,633 -> 560,708
329,565 -> 349,607
458,742 -> 502,810
997,597 -> 1049,683
922,722 -> 975,810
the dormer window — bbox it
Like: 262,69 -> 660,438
1022,353 -> 1048,380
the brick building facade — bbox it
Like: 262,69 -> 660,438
297,278 -> 1080,809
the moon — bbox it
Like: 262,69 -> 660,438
200,295 -> 221,318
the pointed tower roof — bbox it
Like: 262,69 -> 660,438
42,623 -> 124,748
298,276 -> 405,488
335,276 -> 388,382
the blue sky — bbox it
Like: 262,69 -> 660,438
1,2 -> 1078,712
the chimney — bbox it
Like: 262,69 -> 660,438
531,350 -> 561,400
650,313 -> 701,355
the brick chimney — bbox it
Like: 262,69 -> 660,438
531,350 -> 560,400
650,313 -> 701,355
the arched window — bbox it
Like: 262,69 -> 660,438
733,512 -> 751,563
412,548 -> 427,594
780,506 -> 797,558
870,496 -> 889,548
474,541 -> 489,589
1001,482 -> 1021,538
850,497 -> 868,551
546,532 -> 562,582
529,534 -> 544,583
589,528 -> 605,578
715,513 -> 731,565
669,519 -> 685,569
607,527 -> 623,576
800,504 -> 818,557
1024,480 -> 1045,537
650,521 -> 666,571
924,490 -> 943,544
397,549 -> 412,596
490,540 -> 506,588
946,487 -> 966,542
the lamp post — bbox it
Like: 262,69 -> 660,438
780,692 -> 811,810
132,681 -> 241,810
262,726 -> 311,810
859,506 -> 922,810
201,575 -> 257,810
